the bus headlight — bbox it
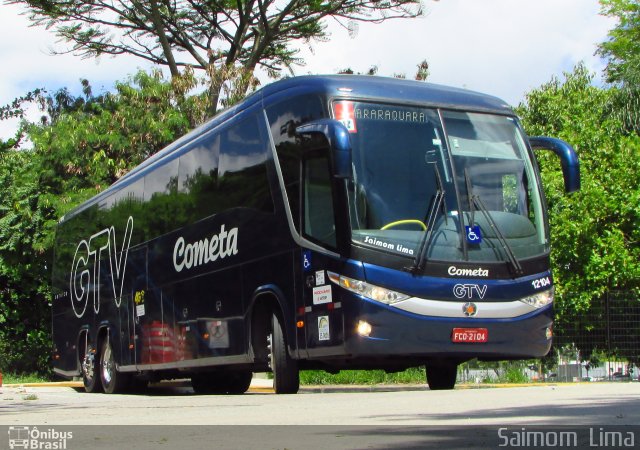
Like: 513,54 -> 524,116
327,272 -> 409,305
520,287 -> 554,309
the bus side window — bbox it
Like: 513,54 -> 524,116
266,95 -> 327,231
178,133 -> 220,222
303,152 -> 337,248
144,159 -> 179,236
219,115 -> 274,213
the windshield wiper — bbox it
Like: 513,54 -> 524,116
464,169 -> 523,276
405,165 -> 447,274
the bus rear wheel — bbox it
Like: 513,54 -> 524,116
100,337 -> 130,394
81,346 -> 102,393
426,362 -> 458,390
269,313 -> 299,394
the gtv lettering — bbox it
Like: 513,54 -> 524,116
70,216 -> 133,318
453,284 -> 488,300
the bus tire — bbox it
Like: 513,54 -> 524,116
191,370 -> 252,394
99,337 -> 129,394
426,362 -> 458,390
191,373 -> 224,394
81,346 -> 102,393
225,370 -> 253,394
270,313 -> 299,394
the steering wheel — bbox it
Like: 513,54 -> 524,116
380,220 -> 427,231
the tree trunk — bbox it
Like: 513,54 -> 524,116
149,0 -> 179,77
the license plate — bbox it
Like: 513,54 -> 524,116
452,328 -> 488,343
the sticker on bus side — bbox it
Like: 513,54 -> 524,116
313,285 -> 332,305
318,316 -> 330,341
333,101 -> 357,133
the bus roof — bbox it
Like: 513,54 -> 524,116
118,75 -> 512,183
61,75 -> 513,221
261,75 -> 512,113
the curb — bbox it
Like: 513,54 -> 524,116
2,380 -> 558,392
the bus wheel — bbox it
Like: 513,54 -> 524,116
81,346 -> 102,393
426,362 -> 458,390
225,370 -> 253,394
100,338 -> 129,394
192,370 -> 251,394
269,313 -> 300,394
192,373 -> 221,394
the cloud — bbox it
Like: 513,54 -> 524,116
0,3 -> 153,140
293,0 -> 614,105
0,0 -> 615,140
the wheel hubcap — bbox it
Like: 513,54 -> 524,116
102,346 -> 113,384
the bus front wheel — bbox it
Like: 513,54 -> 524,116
192,370 -> 253,394
270,313 -> 300,394
425,362 -> 458,390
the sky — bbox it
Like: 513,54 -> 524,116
0,0 -> 615,141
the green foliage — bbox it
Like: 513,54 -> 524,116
517,64 -> 640,347
2,372 -> 52,384
0,71 -> 195,375
598,0 -> 640,133
300,368 -> 426,385
0,148 -> 52,375
499,365 -> 529,384
598,0 -> 640,85
9,0 -> 421,114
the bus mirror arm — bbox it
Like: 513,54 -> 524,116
296,119 -> 353,179
529,136 -> 581,193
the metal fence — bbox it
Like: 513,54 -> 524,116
458,291 -> 640,383
554,291 -> 640,359
552,290 -> 640,381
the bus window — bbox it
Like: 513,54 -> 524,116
178,133 -> 220,221
144,159 -> 179,237
219,115 -> 274,213
144,159 -> 178,200
303,153 -> 337,248
267,95 -> 327,231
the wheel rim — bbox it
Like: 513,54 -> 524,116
102,345 -> 114,386
82,352 -> 95,382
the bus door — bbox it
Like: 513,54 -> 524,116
300,148 -> 345,357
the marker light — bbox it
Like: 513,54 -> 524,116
327,272 -> 409,305
356,320 -> 372,337
520,287 -> 554,309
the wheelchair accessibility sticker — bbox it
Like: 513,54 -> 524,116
302,250 -> 312,271
465,225 -> 482,244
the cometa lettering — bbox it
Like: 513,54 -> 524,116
173,225 -> 238,272
448,266 -> 489,277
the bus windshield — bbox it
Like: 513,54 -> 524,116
340,101 -> 548,264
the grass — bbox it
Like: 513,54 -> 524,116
300,367 -> 426,385
2,372 -> 51,385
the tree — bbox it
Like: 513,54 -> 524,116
0,71 -> 194,375
10,0 -> 422,114
517,64 -> 640,356
338,59 -> 430,80
597,0 -> 640,133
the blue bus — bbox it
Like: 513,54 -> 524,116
51,75 -> 579,394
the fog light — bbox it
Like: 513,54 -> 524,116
356,320 -> 372,337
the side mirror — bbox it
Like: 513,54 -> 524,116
529,136 -> 580,193
296,119 -> 353,179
